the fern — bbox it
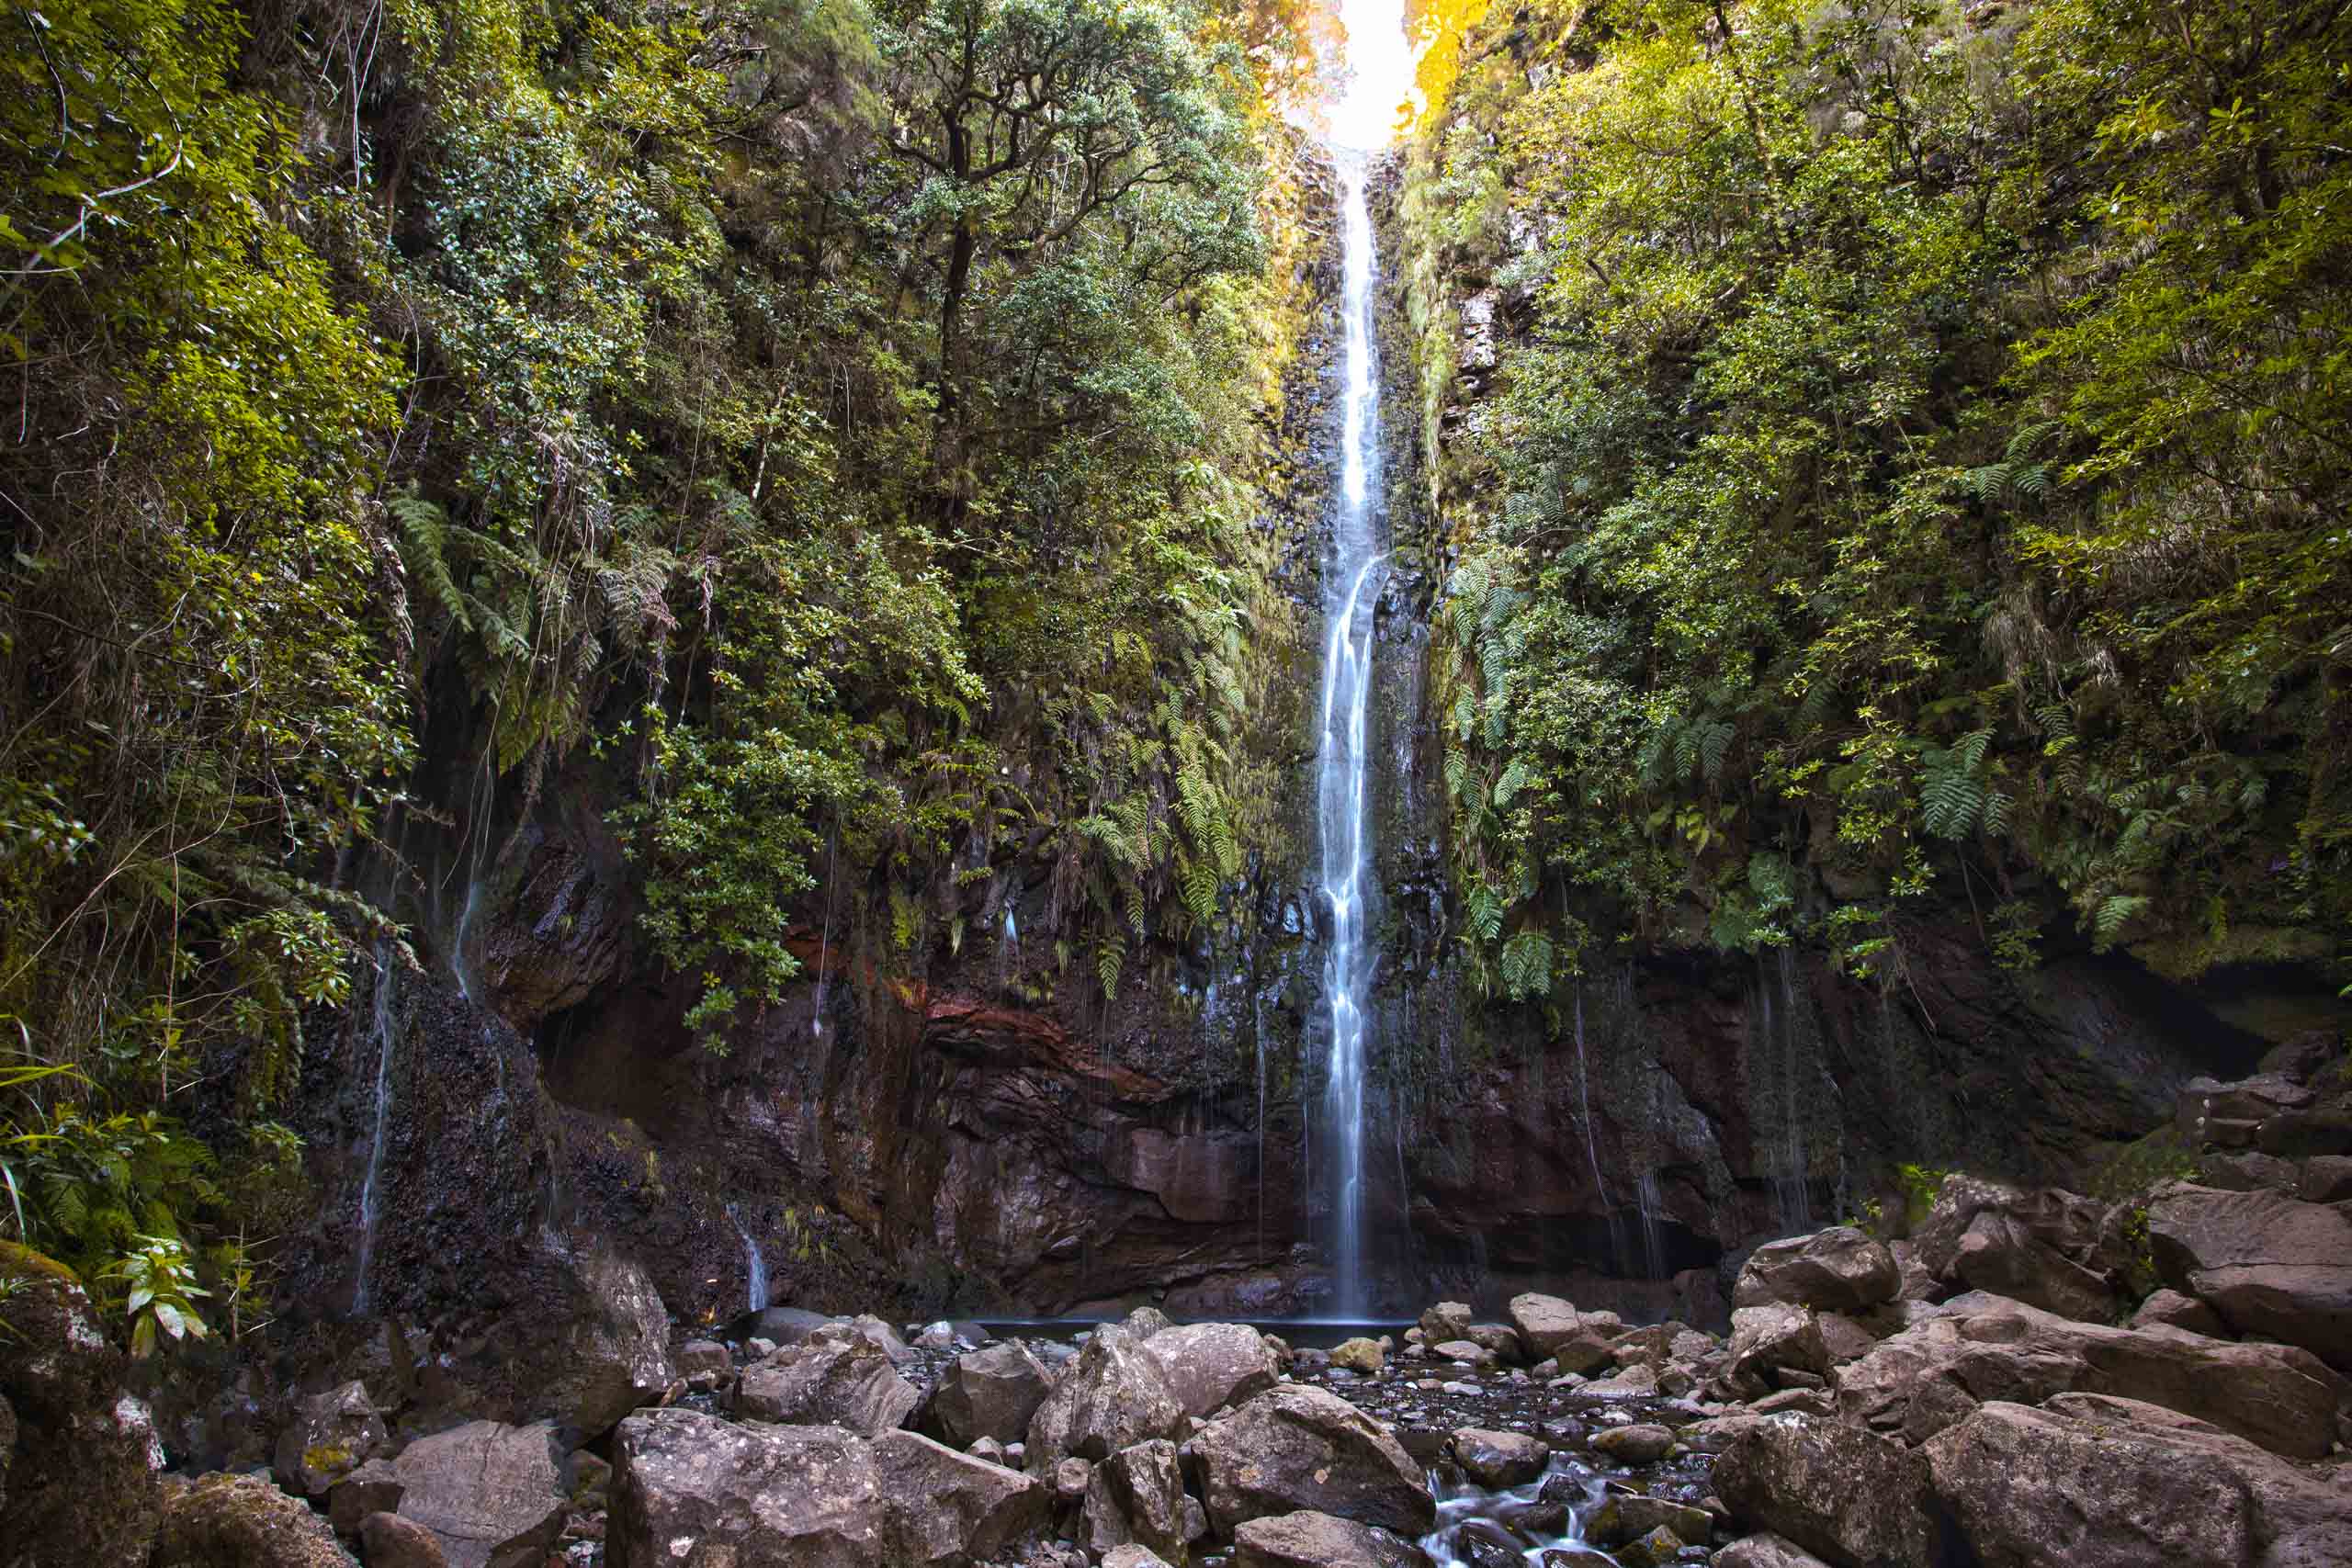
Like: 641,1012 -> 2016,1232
1920,728 -> 1996,839
1462,881 -> 1506,943
1493,756 -> 1536,809
1499,929 -> 1554,999
2092,893 -> 2148,949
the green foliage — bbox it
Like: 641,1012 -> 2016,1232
102,1234 -> 211,1359
1408,0 -> 2352,987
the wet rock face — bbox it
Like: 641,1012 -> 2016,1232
0,1245 -> 163,1568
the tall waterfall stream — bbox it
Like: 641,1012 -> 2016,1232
1317,146 -> 1385,1316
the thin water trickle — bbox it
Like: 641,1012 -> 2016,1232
1317,145 -> 1385,1317
1570,983 -> 1624,1270
727,1203 -> 770,1313
352,945 -> 398,1314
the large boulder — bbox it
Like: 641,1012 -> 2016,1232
273,1380 -> 390,1499
1024,1326 -> 1184,1472
1926,1395 -> 2352,1568
391,1419 -> 567,1568
1080,1438 -> 1188,1562
1910,1179 -> 2117,1293
872,1428 -> 1049,1566
1713,1534 -> 1835,1568
0,1243 -> 163,1568
1734,1228 -> 1901,1313
1230,1510 -> 1433,1568
922,1340 -> 1053,1448
357,1513 -> 447,1568
1506,1293 -> 1617,1372
519,1248 -> 673,1438
611,1409 -> 884,1567
738,1333 -> 919,1437
1189,1383 -> 1434,1539
2129,1288 -> 2228,1337
1835,1292 -> 2340,1458
150,1472 -> 352,1568
1143,1323 -> 1282,1418
1713,1415 -> 1941,1568
2145,1183 -> 2352,1371
1450,1428 -> 1547,1488
1718,1303 -> 1830,1398
1947,1207 -> 2119,1321
1419,1303 -> 1473,1342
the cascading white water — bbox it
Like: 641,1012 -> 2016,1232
352,945 -> 398,1314
1317,147 -> 1385,1316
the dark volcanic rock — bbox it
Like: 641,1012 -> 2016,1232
391,1419 -> 566,1568
1143,1322 -> 1283,1418
1024,1326 -> 1184,1472
736,1333 -> 918,1436
612,1409 -> 886,1567
1925,1395 -> 2352,1568
872,1428 -> 1049,1566
358,1513 -> 447,1568
1230,1509 -> 1433,1568
1451,1427 -> 1548,1487
273,1379 -> 390,1498
1733,1228 -> 1900,1313
1080,1438 -> 1188,1562
1714,1415 -> 1940,1568
1835,1291 -> 2341,1458
922,1339 -> 1054,1448
1191,1383 -> 1435,1539
2145,1182 -> 2352,1371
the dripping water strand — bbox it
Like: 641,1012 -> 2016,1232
352,944 -> 397,1314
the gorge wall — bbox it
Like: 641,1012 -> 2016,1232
272,150 -> 2331,1352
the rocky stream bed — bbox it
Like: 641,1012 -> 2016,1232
6,1053 -> 2352,1568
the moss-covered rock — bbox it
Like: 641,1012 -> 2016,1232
0,1242 -> 163,1568
151,1472 -> 356,1568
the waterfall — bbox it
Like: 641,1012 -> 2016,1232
1317,146 -> 1385,1316
728,1204 -> 770,1313
352,945 -> 398,1314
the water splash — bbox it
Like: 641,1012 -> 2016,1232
352,946 -> 398,1314
727,1203 -> 770,1313
1317,146 -> 1386,1316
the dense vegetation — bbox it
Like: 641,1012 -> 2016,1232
2,0 -> 1321,1321
1408,0 -> 2351,1002
4,0 -> 2347,1337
